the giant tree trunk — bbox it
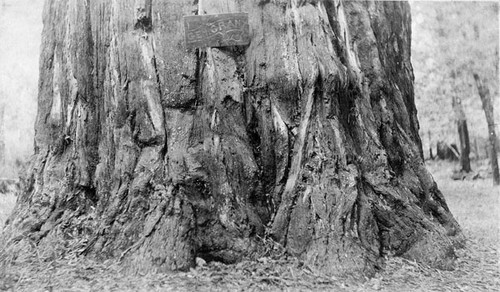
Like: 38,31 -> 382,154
5,0 -> 462,276
473,73 -> 500,185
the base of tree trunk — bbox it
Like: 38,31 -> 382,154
3,0 -> 463,277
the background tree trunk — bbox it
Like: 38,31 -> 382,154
428,130 -> 434,160
473,73 -> 500,185
473,137 -> 479,160
5,0 -> 462,276
452,96 -> 471,172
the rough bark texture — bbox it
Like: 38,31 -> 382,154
473,73 -> 499,185
5,0 -> 462,276
452,97 -> 471,173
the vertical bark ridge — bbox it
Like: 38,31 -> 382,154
271,70 -> 319,243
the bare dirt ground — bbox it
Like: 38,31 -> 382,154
0,159 -> 498,291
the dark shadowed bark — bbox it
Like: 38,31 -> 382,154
473,73 -> 499,185
4,0 -> 462,276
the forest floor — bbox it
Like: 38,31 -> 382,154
0,159 -> 498,291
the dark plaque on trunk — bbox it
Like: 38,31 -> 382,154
184,13 -> 250,49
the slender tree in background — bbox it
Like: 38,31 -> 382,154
471,10 -> 500,186
448,32 -> 472,174
473,74 -> 499,185
451,69 -> 471,173
452,95 -> 471,173
4,0 -> 462,276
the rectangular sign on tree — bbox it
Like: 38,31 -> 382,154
184,13 -> 250,50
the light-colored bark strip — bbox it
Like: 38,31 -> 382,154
139,36 -> 164,135
271,69 -> 318,242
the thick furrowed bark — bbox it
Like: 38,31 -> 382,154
5,0 -> 462,276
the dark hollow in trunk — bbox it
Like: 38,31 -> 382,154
5,0 -> 462,276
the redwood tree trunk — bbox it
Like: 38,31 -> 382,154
5,0 -> 462,276
473,73 -> 500,185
